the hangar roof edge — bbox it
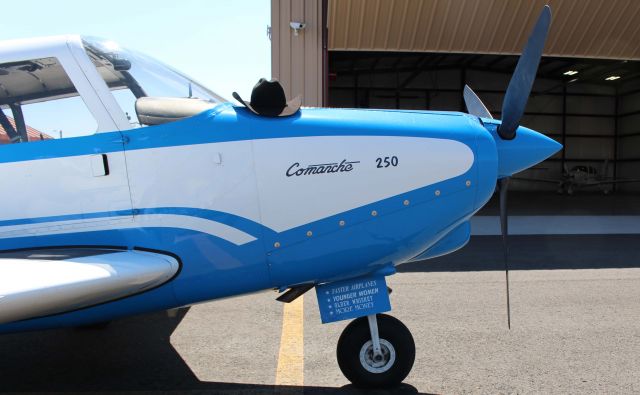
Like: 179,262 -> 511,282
329,0 -> 640,61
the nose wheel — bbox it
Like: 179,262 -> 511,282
337,314 -> 415,388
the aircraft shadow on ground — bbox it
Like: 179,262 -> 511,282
3,235 -> 635,392
400,234 -> 640,272
0,307 -> 433,394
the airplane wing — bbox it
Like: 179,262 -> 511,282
590,178 -> 640,185
574,178 -> 640,187
511,176 -> 561,184
0,248 -> 179,325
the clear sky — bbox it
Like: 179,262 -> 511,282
2,0 -> 271,136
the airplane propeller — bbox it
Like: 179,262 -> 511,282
498,5 -> 551,140
497,177 -> 511,329
463,5 -> 552,329
463,85 -> 492,120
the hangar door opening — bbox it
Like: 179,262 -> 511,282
327,52 -> 640,213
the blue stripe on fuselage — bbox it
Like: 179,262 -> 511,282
0,104 -> 480,164
0,209 -> 133,227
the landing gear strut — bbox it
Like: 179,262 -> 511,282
337,314 -> 415,388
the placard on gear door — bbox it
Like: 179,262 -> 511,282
315,275 -> 391,324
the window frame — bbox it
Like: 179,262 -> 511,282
0,35 -> 130,134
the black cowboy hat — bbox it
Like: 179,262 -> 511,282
232,78 -> 301,117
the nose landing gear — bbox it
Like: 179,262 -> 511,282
336,314 -> 415,388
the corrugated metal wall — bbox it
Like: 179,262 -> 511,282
273,0 -> 640,107
329,0 -> 640,60
271,0 -> 324,107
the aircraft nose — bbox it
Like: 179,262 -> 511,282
495,125 -> 562,178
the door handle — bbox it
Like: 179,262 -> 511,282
90,154 -> 110,177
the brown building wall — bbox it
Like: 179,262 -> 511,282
271,0 -> 324,107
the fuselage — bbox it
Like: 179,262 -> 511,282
0,104 -> 499,332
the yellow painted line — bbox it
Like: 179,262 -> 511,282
275,295 -> 304,386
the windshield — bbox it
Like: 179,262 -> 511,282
82,36 -> 225,104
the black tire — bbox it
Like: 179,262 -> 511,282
337,314 -> 415,388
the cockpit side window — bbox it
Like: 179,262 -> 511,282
82,37 -> 225,128
0,57 -> 97,144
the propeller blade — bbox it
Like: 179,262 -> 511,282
498,5 -> 552,140
463,85 -> 493,119
498,177 -> 511,329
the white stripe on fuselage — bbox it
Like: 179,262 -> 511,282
0,214 -> 256,245
125,136 -> 474,233
0,135 -> 474,240
252,136 -> 475,232
0,152 -> 131,222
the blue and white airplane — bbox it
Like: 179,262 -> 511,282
0,6 -> 559,388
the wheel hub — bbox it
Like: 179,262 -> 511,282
359,339 -> 396,374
